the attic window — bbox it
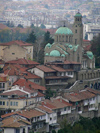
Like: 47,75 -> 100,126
12,53 -> 15,55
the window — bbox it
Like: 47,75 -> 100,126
10,101 -> 12,106
16,102 -> 18,106
7,101 -> 9,106
3,83 -> 5,88
75,39 -> 77,44
75,29 -> 77,33
0,83 -> 2,88
64,107 -> 66,111
12,53 -> 15,55
0,101 -> 2,105
16,129 -> 20,133
3,101 -> 5,105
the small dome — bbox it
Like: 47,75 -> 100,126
61,54 -> 65,57
75,12 -> 82,17
55,27 -> 73,35
45,43 -> 51,48
68,44 -> 73,49
86,51 -> 94,59
50,50 -> 60,57
45,53 -> 49,56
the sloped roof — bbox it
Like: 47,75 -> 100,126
13,78 -> 46,91
36,65 -> 56,72
1,116 -> 31,128
5,58 -> 39,65
0,40 -> 32,46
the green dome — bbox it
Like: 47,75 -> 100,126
68,44 -> 73,49
55,27 -> 73,35
45,43 -> 51,48
75,12 -> 82,17
86,51 -> 94,59
45,53 -> 49,56
50,50 -> 60,57
61,54 -> 65,57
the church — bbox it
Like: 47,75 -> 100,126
44,12 -> 95,69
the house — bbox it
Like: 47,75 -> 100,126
30,61 -> 81,90
5,58 -> 39,68
0,40 -> 33,61
0,74 -> 9,92
1,116 -> 31,133
1,108 -> 46,133
62,88 -> 100,122
0,85 -> 45,115
13,78 -> 46,94
41,98 -> 72,124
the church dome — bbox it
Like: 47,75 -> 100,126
86,51 -> 94,59
75,12 -> 82,17
55,27 -> 73,35
50,50 -> 60,57
45,43 -> 51,48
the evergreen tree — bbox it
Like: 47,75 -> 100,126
26,30 -> 36,43
91,34 -> 100,67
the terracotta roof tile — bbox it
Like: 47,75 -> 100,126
42,98 -> 71,110
0,90 -> 27,96
24,72 -> 41,79
36,65 -> 56,72
13,78 -> 46,91
1,116 -> 31,128
5,58 -> 39,65
64,90 -> 96,102
0,40 -> 32,46
37,105 -> 53,113
1,109 -> 45,119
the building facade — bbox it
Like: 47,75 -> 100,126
44,12 -> 95,69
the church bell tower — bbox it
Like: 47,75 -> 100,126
72,11 -> 83,46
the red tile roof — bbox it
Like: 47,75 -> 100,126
1,116 -> 31,128
4,64 -> 28,76
1,90 -> 27,96
64,90 -> 96,102
0,40 -> 32,46
5,58 -> 39,65
41,98 -> 71,110
37,105 -> 53,113
24,72 -> 41,79
36,65 -> 56,72
0,74 -> 8,82
50,65 -> 66,72
17,109 -> 45,119
13,78 -> 46,91
1,109 -> 45,119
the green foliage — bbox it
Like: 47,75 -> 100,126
40,24 -> 46,29
52,130 -> 56,133
45,88 -> 56,99
38,31 -> 54,64
6,21 -> 14,27
17,24 -> 23,28
91,34 -> 100,67
58,117 -> 100,133
26,30 -> 36,43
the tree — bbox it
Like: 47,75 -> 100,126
40,24 -> 46,29
26,30 -> 36,43
38,31 -> 54,64
17,24 -> 23,28
45,88 -> 56,99
6,21 -> 14,27
91,34 -> 100,67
